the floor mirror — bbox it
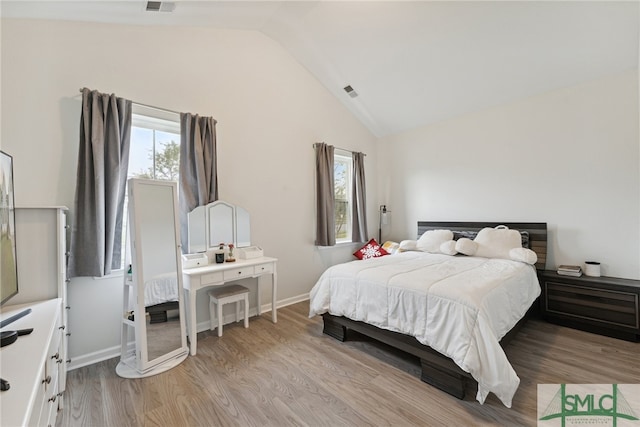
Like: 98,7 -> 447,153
116,178 -> 188,378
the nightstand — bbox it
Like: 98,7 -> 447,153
540,270 -> 640,342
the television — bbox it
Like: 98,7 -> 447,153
0,150 -> 18,306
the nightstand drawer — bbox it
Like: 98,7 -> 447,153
545,281 -> 639,329
223,267 -> 253,281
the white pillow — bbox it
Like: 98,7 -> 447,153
509,247 -> 538,265
455,238 -> 478,256
416,229 -> 453,253
439,240 -> 458,256
399,239 -> 418,252
473,226 -> 523,260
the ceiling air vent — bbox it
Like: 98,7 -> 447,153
343,85 -> 359,98
146,1 -> 176,12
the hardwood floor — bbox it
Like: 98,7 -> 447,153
57,302 -> 640,427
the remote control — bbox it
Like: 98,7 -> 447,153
0,308 -> 32,329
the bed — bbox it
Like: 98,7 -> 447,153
129,273 -> 180,323
309,221 -> 547,407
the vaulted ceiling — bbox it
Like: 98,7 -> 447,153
2,1 -> 638,137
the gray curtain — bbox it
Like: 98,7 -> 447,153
315,143 -> 335,246
351,152 -> 368,242
68,88 -> 132,277
179,113 -> 218,253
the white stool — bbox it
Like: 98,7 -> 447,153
208,285 -> 249,337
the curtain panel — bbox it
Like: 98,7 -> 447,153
314,143 -> 335,246
179,113 -> 218,253
68,88 -> 132,277
351,151 -> 367,242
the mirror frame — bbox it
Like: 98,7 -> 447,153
117,178 -> 188,378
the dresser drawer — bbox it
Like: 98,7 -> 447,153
27,374 -> 46,427
200,271 -> 224,286
29,309 -> 63,427
41,374 -> 59,427
254,263 -> 273,275
545,281 -> 639,329
223,267 -> 254,281
44,317 -> 63,426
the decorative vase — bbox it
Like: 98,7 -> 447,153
226,244 -> 235,262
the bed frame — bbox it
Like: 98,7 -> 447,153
146,301 -> 179,324
322,221 -> 547,400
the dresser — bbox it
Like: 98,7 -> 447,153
0,299 -> 64,427
13,207 -> 69,411
182,257 -> 277,355
540,270 -> 640,342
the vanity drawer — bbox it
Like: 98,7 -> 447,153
254,263 -> 273,275
200,271 -> 224,286
223,267 -> 253,281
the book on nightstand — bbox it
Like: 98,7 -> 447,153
557,265 -> 582,277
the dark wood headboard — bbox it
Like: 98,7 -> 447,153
417,221 -> 548,271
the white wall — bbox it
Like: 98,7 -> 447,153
1,19 -> 377,365
378,69 -> 640,280
3,17 -> 638,368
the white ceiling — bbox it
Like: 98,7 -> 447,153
2,1 -> 638,137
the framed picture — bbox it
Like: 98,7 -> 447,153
1,150 -> 18,304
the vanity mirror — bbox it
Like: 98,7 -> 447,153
116,179 -> 188,378
187,205 -> 206,254
208,201 -> 235,250
187,200 -> 251,254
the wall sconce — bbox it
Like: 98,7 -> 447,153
379,205 -> 390,243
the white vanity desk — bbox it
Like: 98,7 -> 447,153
182,256 -> 277,355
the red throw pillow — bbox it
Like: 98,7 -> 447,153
353,238 -> 389,260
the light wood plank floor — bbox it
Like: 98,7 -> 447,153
57,302 -> 639,427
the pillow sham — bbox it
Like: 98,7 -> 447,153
473,225 -> 522,260
399,240 -> 418,252
453,229 -> 530,248
455,238 -> 478,256
439,240 -> 458,256
353,238 -> 389,260
453,230 -> 478,241
416,229 -> 453,253
509,247 -> 538,265
382,240 -> 400,255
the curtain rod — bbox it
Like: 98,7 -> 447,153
312,142 -> 366,156
78,88 -> 181,116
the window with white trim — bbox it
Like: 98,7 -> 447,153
119,107 -> 181,269
334,150 -> 353,243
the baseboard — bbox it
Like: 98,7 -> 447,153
195,292 -> 310,332
273,292 -> 310,310
68,293 -> 310,371
68,345 -> 121,371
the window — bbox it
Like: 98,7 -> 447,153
334,150 -> 353,243
119,107 -> 181,269
129,112 -> 181,181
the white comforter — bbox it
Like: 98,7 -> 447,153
128,273 -> 179,311
308,251 -> 540,407
143,272 -> 179,307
